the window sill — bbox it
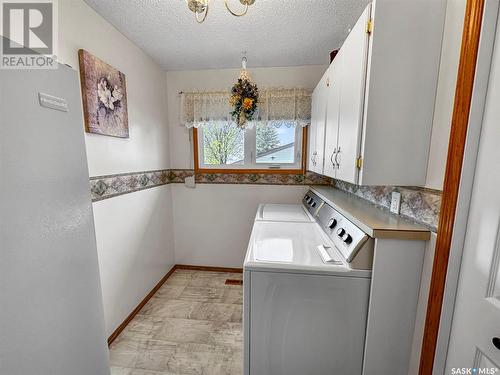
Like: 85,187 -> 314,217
194,168 -> 305,175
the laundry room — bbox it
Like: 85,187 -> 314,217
2,0 -> 497,374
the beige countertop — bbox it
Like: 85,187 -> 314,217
311,186 -> 431,241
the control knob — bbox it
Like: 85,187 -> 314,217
343,234 -> 353,244
337,228 -> 346,237
328,218 -> 337,229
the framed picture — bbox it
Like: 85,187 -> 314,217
78,49 -> 129,138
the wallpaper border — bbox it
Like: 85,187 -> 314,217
89,169 -> 332,202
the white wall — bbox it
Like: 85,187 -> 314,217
59,0 -> 170,175
166,66 -> 325,266
59,0 -> 174,337
172,184 -> 307,267
426,0 -> 466,190
92,186 -> 173,334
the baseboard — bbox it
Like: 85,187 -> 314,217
175,264 -> 243,273
107,264 -> 243,346
107,265 -> 177,346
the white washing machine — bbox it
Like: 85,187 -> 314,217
244,190 -> 374,375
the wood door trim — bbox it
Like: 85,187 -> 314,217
107,264 -> 243,345
418,0 -> 485,373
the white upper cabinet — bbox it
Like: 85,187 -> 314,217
336,4 -> 371,184
308,69 -> 329,174
311,0 -> 446,186
323,53 -> 342,179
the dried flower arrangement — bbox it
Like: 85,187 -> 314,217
230,69 -> 259,128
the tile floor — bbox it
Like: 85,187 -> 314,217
109,269 -> 243,375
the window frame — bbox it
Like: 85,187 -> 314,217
193,125 -> 308,174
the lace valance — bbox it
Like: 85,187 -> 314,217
180,88 -> 312,128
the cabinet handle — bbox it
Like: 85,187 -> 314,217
330,149 -> 337,167
335,147 -> 341,168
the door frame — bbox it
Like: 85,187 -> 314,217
419,0 -> 500,373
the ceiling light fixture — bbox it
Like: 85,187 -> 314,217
186,0 -> 256,23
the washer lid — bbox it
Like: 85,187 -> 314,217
256,204 -> 315,222
245,222 -> 370,277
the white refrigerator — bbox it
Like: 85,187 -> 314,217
0,63 -> 110,374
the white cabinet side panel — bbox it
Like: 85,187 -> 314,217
362,239 -> 426,375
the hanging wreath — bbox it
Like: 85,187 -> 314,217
230,65 -> 259,128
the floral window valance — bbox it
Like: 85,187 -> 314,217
180,88 -> 312,128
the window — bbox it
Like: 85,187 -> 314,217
182,88 -> 311,173
194,122 -> 305,172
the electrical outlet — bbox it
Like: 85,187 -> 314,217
390,191 -> 401,214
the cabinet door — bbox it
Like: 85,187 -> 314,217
308,72 -> 328,174
323,54 -> 342,178
307,87 -> 319,172
312,72 -> 328,174
336,3 -> 371,184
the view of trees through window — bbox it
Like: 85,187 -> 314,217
202,122 -> 297,166
202,122 -> 244,165
256,123 -> 295,164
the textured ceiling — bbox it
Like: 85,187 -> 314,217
83,0 -> 371,71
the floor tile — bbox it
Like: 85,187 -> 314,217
109,270 -> 243,375
178,286 -> 225,302
155,318 -> 213,343
139,298 -> 201,319
221,288 -> 243,304
190,302 -> 238,322
110,366 -> 175,375
121,314 -> 165,340
154,285 -> 185,300
109,336 -> 141,368
230,305 -> 243,323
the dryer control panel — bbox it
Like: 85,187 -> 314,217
302,191 -> 322,216
304,190 -> 374,270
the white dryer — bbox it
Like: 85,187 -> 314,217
254,191 -> 323,223
244,190 -> 374,375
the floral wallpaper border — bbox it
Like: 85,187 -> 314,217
89,169 -> 333,202
89,168 -> 441,231
90,169 -> 172,202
